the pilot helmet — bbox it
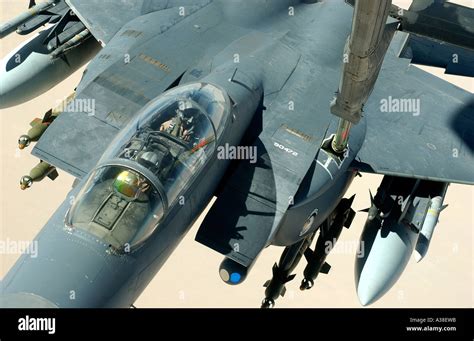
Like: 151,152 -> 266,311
175,108 -> 185,120
113,170 -> 140,198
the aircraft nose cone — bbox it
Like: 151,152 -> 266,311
355,217 -> 419,306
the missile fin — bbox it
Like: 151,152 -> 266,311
286,274 -> 296,283
320,262 -> 331,274
47,168 -> 59,181
29,118 -> 43,127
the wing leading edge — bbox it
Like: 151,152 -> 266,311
66,0 -> 212,44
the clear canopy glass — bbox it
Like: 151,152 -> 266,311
65,83 -> 230,252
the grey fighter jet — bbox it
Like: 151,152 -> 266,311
0,0 -> 473,308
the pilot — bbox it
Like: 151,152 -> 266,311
113,170 -> 149,199
160,108 -> 195,142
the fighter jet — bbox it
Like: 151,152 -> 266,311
0,0 -> 472,308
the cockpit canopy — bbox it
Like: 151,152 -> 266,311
66,83 -> 231,252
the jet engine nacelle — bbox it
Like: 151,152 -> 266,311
355,176 -> 449,305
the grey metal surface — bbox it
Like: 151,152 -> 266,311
0,0 -> 56,38
33,3 -> 233,174
66,0 -> 212,44
399,33 -> 474,77
16,1 -> 69,35
195,1 -> 354,265
351,31 -> 474,185
394,0 -> 474,51
330,0 -> 394,124
33,113 -> 119,177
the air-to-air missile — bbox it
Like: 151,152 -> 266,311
20,161 -> 58,190
16,0 -> 69,36
355,177 -> 450,305
0,1 -> 100,109
0,0 -> 57,39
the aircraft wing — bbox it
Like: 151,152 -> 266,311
394,0 -> 474,52
398,34 -> 474,77
390,0 -> 474,77
66,0 -> 212,45
350,31 -> 474,185
32,3 -> 240,177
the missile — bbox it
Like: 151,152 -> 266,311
414,184 -> 449,263
0,26 -> 100,109
0,0 -> 57,39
